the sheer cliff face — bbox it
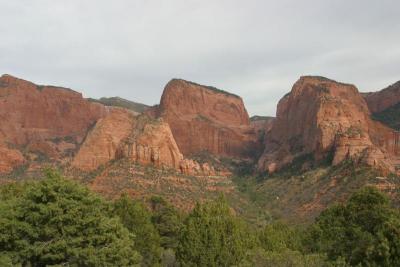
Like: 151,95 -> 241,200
0,74 -> 107,145
0,74 -> 108,173
363,81 -> 400,113
258,76 -> 397,174
155,79 -> 259,159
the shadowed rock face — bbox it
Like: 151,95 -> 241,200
152,79 -> 259,159
363,81 -> 400,113
0,74 -> 108,173
250,116 -> 275,145
258,76 -> 398,174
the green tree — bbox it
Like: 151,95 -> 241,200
307,187 -> 400,266
176,196 -> 256,266
113,194 -> 162,266
239,248 -> 346,267
259,221 -> 303,252
150,196 -> 182,250
0,170 -> 141,266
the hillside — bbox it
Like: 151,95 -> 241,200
88,96 -> 149,113
371,103 -> 400,130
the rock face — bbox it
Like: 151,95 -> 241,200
0,74 -> 108,173
363,81 -> 400,113
258,76 -> 397,174
72,109 -> 216,175
151,79 -> 259,158
72,108 -> 134,171
115,115 -> 183,169
0,143 -> 25,173
250,116 -> 275,145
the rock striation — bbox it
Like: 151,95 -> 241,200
258,76 -> 398,174
149,79 -> 259,159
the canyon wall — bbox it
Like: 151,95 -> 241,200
258,76 -> 397,174
152,79 -> 259,159
0,74 -> 108,172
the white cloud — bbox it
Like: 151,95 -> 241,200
0,0 -> 399,115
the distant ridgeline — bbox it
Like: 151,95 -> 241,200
88,97 -> 150,113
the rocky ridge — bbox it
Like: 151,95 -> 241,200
72,108 -> 215,176
258,76 -> 400,174
148,79 -> 260,159
363,80 -> 400,113
0,74 -> 108,172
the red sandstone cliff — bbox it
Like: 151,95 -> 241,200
150,79 -> 259,159
72,109 -> 215,175
258,76 -> 398,174
0,74 -> 108,173
363,81 -> 400,113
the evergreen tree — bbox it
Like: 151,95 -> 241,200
177,196 -> 256,266
150,196 -> 182,250
0,170 -> 141,266
307,187 -> 400,266
113,194 -> 162,266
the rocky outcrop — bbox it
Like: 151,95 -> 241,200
0,142 -> 25,173
0,74 -> 108,172
258,76 -> 396,174
151,79 -> 259,159
115,115 -> 185,170
72,109 -> 216,175
72,108 -> 134,171
363,81 -> 400,113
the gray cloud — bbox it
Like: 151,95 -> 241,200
1,0 -> 399,116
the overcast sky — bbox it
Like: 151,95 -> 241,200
0,0 -> 399,116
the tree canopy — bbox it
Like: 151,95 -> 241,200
0,170 -> 140,266
307,187 -> 400,266
1,170 -> 399,267
177,196 -> 256,266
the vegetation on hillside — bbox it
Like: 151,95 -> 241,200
232,160 -> 399,222
372,102 -> 400,130
249,115 -> 274,121
88,96 -> 150,113
1,169 -> 399,266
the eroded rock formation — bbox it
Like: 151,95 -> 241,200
72,108 -> 134,171
72,109 -> 216,175
149,79 -> 259,159
258,76 -> 397,174
0,74 -> 108,173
